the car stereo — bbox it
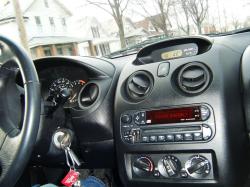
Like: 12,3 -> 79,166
120,104 -> 215,144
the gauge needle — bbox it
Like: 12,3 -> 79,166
70,93 -> 77,102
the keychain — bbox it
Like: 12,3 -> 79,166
60,135 -> 81,187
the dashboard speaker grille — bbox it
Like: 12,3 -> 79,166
126,71 -> 153,100
177,62 -> 211,95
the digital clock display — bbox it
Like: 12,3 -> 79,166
161,49 -> 183,60
146,106 -> 201,125
159,43 -> 198,60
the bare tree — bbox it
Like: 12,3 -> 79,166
172,0 -> 190,35
232,15 -> 241,30
12,0 -> 31,56
136,0 -> 172,37
86,0 -> 130,49
186,0 -> 208,34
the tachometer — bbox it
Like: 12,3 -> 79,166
67,80 -> 86,106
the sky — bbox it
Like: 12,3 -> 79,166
59,0 -> 250,23
1,0 -> 250,30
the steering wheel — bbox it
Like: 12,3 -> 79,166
0,36 -> 40,186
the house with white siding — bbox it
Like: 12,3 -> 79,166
0,0 -> 85,58
70,16 -> 120,56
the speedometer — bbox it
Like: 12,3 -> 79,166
48,78 -> 86,108
49,78 -> 73,96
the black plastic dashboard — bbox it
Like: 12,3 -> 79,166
26,32 -> 250,187
113,34 -> 250,187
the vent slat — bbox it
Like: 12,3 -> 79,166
182,69 -> 205,81
128,83 -> 147,95
132,76 -> 150,89
182,78 -> 206,89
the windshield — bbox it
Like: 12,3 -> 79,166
0,0 -> 248,59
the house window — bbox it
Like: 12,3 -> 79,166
35,16 -> 41,26
91,26 -> 100,38
56,46 -> 63,55
99,43 -> 110,56
44,0 -> 49,8
61,18 -> 66,26
49,17 -> 55,26
43,46 -> 52,56
64,45 -> 74,55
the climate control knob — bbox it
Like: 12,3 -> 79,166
132,156 -> 154,177
185,155 -> 211,178
158,155 -> 181,177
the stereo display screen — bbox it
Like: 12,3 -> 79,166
146,106 -> 201,124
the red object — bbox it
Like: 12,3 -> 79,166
61,170 -> 80,187
146,106 -> 201,124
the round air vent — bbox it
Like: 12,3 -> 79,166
79,83 -> 99,108
126,71 -> 153,100
177,62 -> 211,95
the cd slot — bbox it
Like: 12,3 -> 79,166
143,126 -> 201,134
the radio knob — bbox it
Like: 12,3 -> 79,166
158,155 -> 181,177
132,156 -> 154,177
121,114 -> 132,123
185,155 -> 211,178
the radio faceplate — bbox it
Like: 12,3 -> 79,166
120,104 -> 215,144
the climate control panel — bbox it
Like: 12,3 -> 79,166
128,153 -> 214,181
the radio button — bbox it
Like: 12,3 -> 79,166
142,136 -> 149,143
124,137 -> 130,143
175,134 -> 184,141
203,125 -> 212,140
140,112 -> 146,124
193,132 -> 203,141
200,106 -> 210,121
166,134 -> 174,142
124,131 -> 130,136
134,113 -> 141,125
158,135 -> 166,142
149,135 -> 157,142
184,133 -> 193,141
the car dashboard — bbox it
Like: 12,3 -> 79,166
27,32 -> 250,187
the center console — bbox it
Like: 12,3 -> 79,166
120,104 -> 216,182
114,36 -> 249,187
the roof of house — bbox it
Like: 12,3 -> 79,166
125,28 -> 148,38
0,0 -> 72,21
29,36 -> 86,48
134,19 -> 150,30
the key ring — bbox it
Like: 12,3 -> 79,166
65,148 -> 75,170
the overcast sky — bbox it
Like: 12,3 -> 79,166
60,0 -> 250,23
